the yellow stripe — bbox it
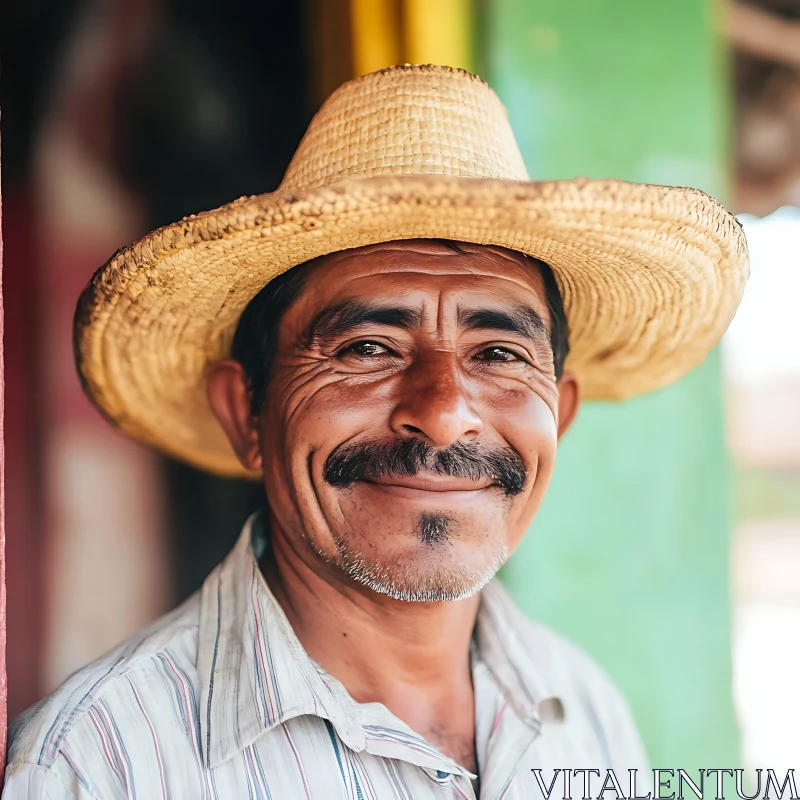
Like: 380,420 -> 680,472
351,0 -> 402,76
403,0 -> 474,71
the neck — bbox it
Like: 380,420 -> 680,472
261,514 -> 480,766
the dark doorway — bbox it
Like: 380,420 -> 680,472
121,0 -> 314,603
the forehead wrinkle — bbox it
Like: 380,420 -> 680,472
436,286 -> 446,338
322,268 -> 544,305
320,241 -> 543,287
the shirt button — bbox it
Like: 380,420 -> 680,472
538,696 -> 565,723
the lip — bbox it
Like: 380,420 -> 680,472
360,474 -> 494,496
360,482 -> 492,502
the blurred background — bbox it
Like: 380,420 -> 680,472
2,0 -> 799,775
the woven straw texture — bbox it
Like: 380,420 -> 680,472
74,64 -> 749,477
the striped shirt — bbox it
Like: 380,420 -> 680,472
5,514 -> 648,799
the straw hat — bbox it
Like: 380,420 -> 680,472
74,64 -> 749,477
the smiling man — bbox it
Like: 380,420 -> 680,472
5,66 -> 748,799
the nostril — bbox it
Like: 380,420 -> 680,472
402,424 -> 424,435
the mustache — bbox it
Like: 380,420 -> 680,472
323,438 -> 527,496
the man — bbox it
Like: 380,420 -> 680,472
4,65 -> 748,799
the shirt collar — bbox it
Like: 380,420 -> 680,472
198,513 -> 367,767
197,512 -> 557,768
475,580 -> 557,728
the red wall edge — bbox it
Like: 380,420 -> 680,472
1,129 -> 8,778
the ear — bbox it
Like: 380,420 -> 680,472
206,360 -> 263,472
555,372 -> 580,439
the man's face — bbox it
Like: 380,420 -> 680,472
212,240 -> 578,602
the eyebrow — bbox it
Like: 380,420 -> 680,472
308,300 -> 422,342
458,305 -> 550,345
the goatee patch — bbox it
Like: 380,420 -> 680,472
419,513 -> 450,546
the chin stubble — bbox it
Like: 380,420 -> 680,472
334,544 -> 509,602
309,513 -> 509,602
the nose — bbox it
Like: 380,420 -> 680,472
389,351 -> 483,448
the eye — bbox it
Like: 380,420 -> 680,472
340,340 -> 394,357
475,346 -> 523,363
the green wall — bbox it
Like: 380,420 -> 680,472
485,0 -> 739,769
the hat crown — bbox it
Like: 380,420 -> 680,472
280,64 -> 530,191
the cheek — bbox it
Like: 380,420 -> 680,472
258,373 -> 398,537
488,387 -> 559,531
484,379 -> 558,461
263,365 -> 389,453
280,384 -> 394,463
514,395 -> 558,465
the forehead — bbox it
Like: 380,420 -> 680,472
295,239 -> 548,307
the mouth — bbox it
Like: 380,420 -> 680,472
360,473 -> 495,498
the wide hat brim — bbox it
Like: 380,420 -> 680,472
74,172 -> 749,478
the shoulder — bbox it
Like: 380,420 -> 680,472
482,581 -> 650,770
8,593 -> 201,777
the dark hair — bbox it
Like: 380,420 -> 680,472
232,243 -> 570,414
